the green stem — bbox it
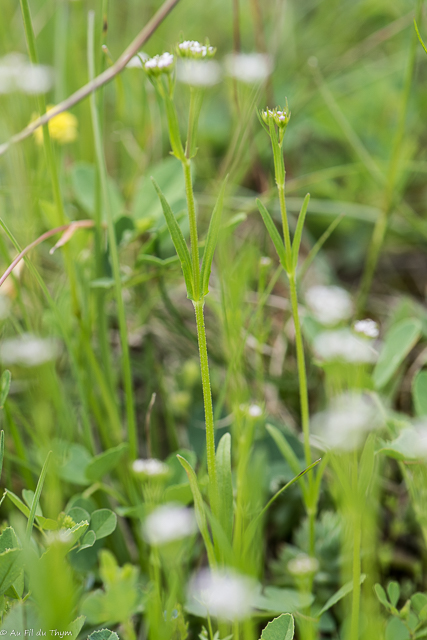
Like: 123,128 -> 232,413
193,299 -> 219,516
277,183 -> 292,265
350,513 -> 362,640
183,159 -> 200,300
88,12 -> 137,459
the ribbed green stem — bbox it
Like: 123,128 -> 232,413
350,513 -> 362,640
183,159 -> 200,300
193,299 -> 219,516
88,12 -> 137,459
277,183 -> 292,264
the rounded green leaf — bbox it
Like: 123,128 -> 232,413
413,369 -> 427,417
90,509 -> 117,540
88,630 -> 120,640
260,613 -> 295,640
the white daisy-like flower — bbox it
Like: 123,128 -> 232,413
187,568 -> 257,620
143,503 -> 197,545
305,285 -> 353,326
225,53 -> 273,84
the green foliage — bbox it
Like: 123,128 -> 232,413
260,614 -> 295,640
373,319 -> 422,389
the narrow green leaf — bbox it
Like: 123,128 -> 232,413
0,430 -> 4,482
177,455 -> 216,568
413,370 -> 427,417
260,613 -> 295,640
291,193 -> 310,270
257,200 -> 287,271
164,93 -> 185,161
268,118 -> 285,186
0,370 -> 11,408
68,615 -> 86,640
415,20 -> 427,55
317,575 -> 366,617
266,424 -> 307,500
26,451 -> 51,541
200,175 -> 228,296
373,318 -> 421,389
215,433 -> 233,543
151,178 -> 194,299
298,213 -> 344,282
186,87 -> 204,158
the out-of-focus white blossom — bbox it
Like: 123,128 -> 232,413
132,458 -> 169,480
176,59 -> 221,87
126,52 -> 148,68
353,318 -> 379,339
0,333 -> 59,367
311,392 -> 381,452
225,53 -> 272,84
305,285 -> 353,326
248,404 -> 263,418
143,503 -> 196,545
0,53 -> 53,95
188,568 -> 257,620
288,554 -> 319,576
313,329 -> 377,364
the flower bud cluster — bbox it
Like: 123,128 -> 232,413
177,40 -> 216,60
261,104 -> 291,129
144,52 -> 174,76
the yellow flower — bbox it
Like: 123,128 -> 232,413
32,105 -> 78,145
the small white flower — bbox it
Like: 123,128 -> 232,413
0,333 -> 59,367
177,40 -> 216,59
143,503 -> 197,545
305,285 -> 353,326
259,256 -> 272,267
144,52 -> 174,76
176,59 -> 221,87
353,318 -> 379,339
126,52 -> 148,68
248,404 -> 263,418
288,554 -> 319,576
188,568 -> 257,620
311,392 -> 381,452
132,458 -> 169,479
225,53 -> 272,84
313,329 -> 377,364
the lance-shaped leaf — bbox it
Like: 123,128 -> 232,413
268,117 -> 285,186
151,178 -> 194,299
164,93 -> 185,162
257,200 -> 288,272
26,451 -> 51,541
186,88 -> 204,159
200,176 -> 228,296
291,193 -> 310,270
260,613 -> 295,640
298,213 -> 344,282
0,370 -> 11,408
177,455 -> 216,568
415,20 -> 427,55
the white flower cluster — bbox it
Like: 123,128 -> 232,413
305,285 -> 353,326
177,40 -> 216,59
143,503 -> 197,545
132,458 -> 169,479
144,52 -> 174,76
261,106 -> 290,128
0,333 -> 58,367
313,329 -> 377,364
176,59 -> 221,87
0,53 -> 53,95
187,568 -> 257,620
353,318 -> 379,339
225,53 -> 272,83
311,392 -> 381,452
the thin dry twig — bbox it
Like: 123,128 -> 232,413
0,0 -> 181,156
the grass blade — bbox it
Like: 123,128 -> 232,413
0,431 -> 4,482
215,432 -> 233,543
177,455 -> 216,568
256,199 -> 287,271
266,424 -> 307,501
414,19 -> 427,55
152,178 -> 194,299
291,193 -> 310,270
25,451 -> 51,542
298,213 -> 344,282
200,176 -> 228,297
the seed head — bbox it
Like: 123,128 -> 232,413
261,101 -> 291,130
177,39 -> 216,60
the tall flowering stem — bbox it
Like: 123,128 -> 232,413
144,44 -> 221,518
257,103 -> 317,557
